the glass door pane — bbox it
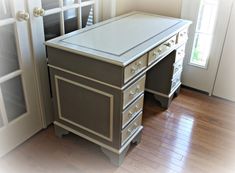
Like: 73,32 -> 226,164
0,110 -> 3,128
82,5 -> 94,28
0,24 -> 20,77
63,0 -> 78,6
42,0 -> 60,10
0,0 -> 12,20
1,76 -> 27,122
64,9 -> 78,33
43,13 -> 61,40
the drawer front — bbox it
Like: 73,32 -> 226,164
123,75 -> 146,109
173,59 -> 183,76
148,35 -> 177,65
121,112 -> 142,145
124,54 -> 147,83
171,71 -> 182,92
175,44 -> 186,63
177,29 -> 188,44
122,94 -> 144,129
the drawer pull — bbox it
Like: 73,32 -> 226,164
129,85 -> 141,97
128,111 -> 133,118
127,123 -> 138,134
135,105 -> 139,110
164,42 -> 171,47
130,67 -> 137,74
137,61 -> 142,67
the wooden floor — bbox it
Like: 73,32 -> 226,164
1,88 -> 235,173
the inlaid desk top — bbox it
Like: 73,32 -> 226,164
45,12 -> 191,66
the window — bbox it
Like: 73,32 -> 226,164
190,0 -> 218,68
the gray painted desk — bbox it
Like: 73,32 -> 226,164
45,12 -> 191,166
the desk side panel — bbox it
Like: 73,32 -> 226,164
49,68 -> 123,149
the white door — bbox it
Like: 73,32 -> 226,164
27,0 -> 100,127
213,2 -> 235,102
181,0 -> 233,94
0,0 -> 42,156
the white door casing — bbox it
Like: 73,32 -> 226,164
181,0 -> 233,94
0,0 -> 42,157
27,0 -> 100,127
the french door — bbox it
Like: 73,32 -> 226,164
0,0 -> 42,156
27,0 -> 100,127
181,0 -> 233,94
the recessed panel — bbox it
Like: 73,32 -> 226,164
57,78 -> 112,139
62,14 -> 180,55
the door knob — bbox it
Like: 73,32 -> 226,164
17,11 -> 30,21
33,7 -> 45,17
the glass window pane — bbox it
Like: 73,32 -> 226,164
0,110 -> 4,128
1,76 -> 27,122
82,5 -> 94,28
196,1 -> 218,34
63,0 -> 78,6
0,0 -> 12,20
42,0 -> 60,10
190,33 -> 212,66
190,0 -> 218,68
0,24 -> 20,77
64,9 -> 78,33
43,13 -> 61,41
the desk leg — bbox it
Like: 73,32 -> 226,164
54,124 -> 69,138
101,131 -> 142,166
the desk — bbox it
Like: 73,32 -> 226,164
46,12 -> 191,166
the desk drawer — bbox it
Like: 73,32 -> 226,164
122,95 -> 144,129
123,75 -> 146,109
173,59 -> 183,76
177,29 -> 188,44
121,112 -> 142,145
171,71 -> 182,92
175,44 -> 186,63
148,35 -> 176,65
124,54 -> 147,83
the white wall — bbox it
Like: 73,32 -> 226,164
116,0 -> 136,16
116,0 -> 182,17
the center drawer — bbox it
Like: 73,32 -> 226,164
148,35 -> 177,65
121,112 -> 142,145
124,54 -> 147,83
123,75 -> 146,109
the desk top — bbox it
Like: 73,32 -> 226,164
46,12 -> 191,66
